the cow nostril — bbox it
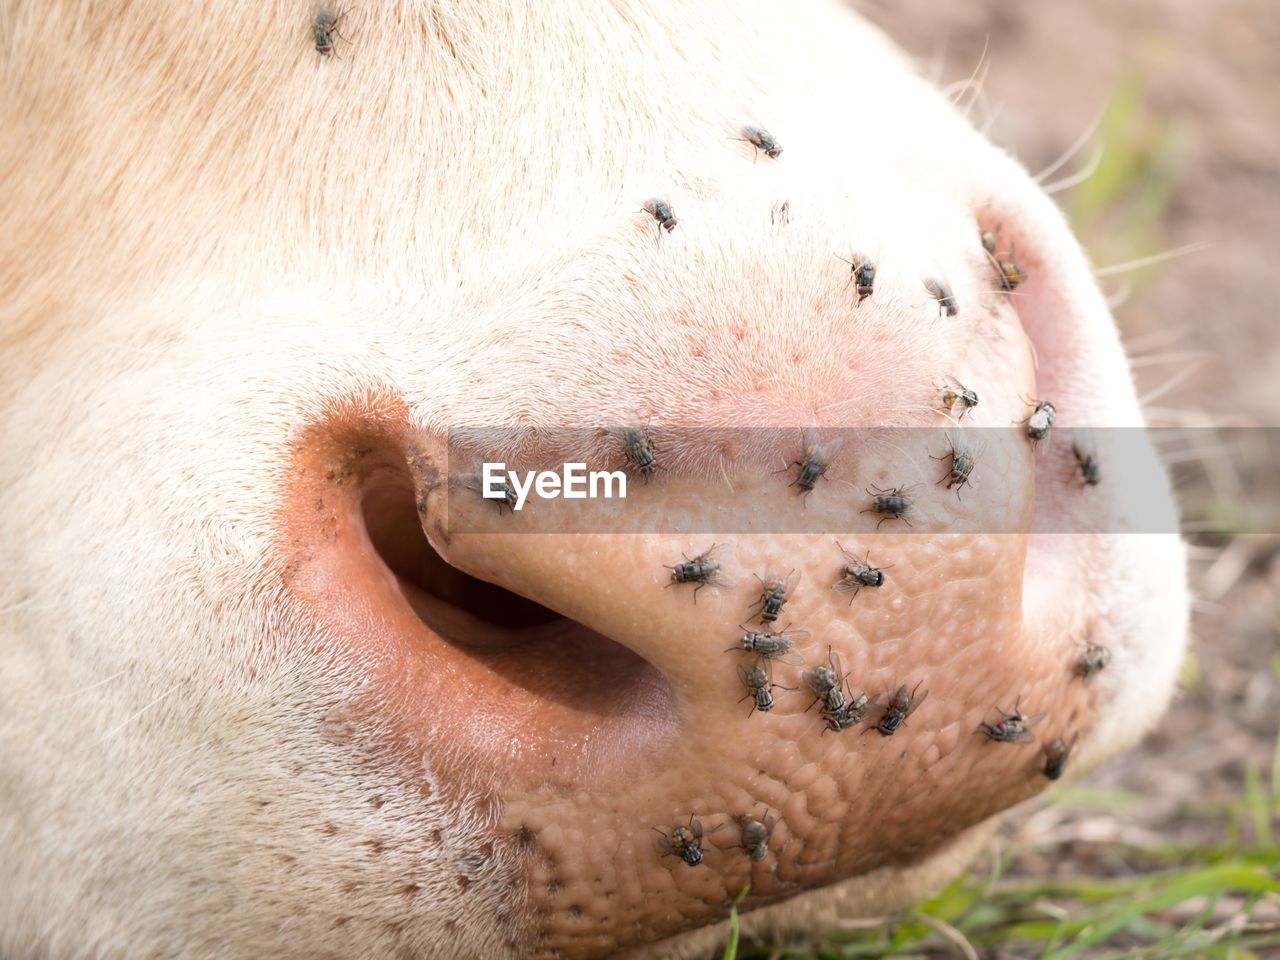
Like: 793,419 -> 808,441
352,458 -> 674,734
360,468 -> 563,631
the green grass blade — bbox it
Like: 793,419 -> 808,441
1040,864 -> 1280,960
721,884 -> 751,960
1244,765 -> 1274,849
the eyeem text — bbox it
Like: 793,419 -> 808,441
482,463 -> 627,511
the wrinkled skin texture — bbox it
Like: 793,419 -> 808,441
0,2 -> 1187,958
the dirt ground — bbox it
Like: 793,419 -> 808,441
862,0 -> 1280,876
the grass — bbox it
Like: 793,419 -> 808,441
718,751 -> 1280,959
1064,69 -> 1190,289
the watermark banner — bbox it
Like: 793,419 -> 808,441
435,426 -> 1278,536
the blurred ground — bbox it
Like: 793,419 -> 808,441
770,1 -> 1280,955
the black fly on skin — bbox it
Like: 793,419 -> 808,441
614,425 -> 657,479
666,543 -> 732,602
833,542 -> 889,602
862,484 -> 915,529
803,647 -> 847,714
751,569 -> 800,624
457,472 -> 519,513
977,700 -> 1045,744
641,197 -> 678,237
738,810 -> 777,862
1073,440 -> 1101,486
1042,732 -> 1079,780
835,252 -> 876,304
924,276 -> 959,317
940,380 -> 979,421
778,430 -> 843,500
980,229 -> 1026,291
871,681 -> 927,736
733,125 -> 783,162
996,246 -> 1027,291
654,816 -> 706,867
729,625 -> 808,666
930,435 -> 979,500
1019,398 -> 1057,446
313,8 -> 351,58
1075,639 -> 1111,681
822,686 -> 879,733
736,658 -> 792,715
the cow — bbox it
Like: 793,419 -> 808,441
0,2 -> 1188,957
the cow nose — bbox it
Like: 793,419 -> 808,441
274,141 -> 1182,955
387,433 -> 1067,959
275,394 -> 1060,959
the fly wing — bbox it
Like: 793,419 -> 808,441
821,433 -> 846,461
700,544 -> 734,588
708,568 -> 735,589
802,429 -> 845,468
835,540 -> 858,563
903,688 -> 929,718
769,649 -> 804,667
694,542 -> 723,564
802,666 -> 829,695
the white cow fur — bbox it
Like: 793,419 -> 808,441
0,1 -> 1187,957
